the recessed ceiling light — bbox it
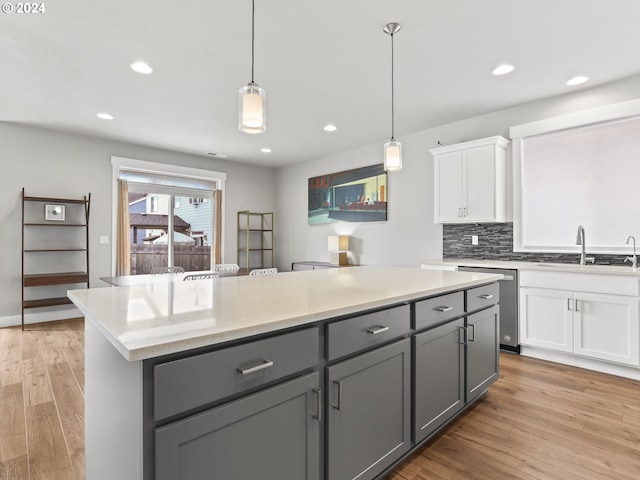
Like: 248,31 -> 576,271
323,124 -> 337,132
261,148 -> 272,153
130,62 -> 153,74
96,113 -> 114,120
566,75 -> 589,86
492,64 -> 515,76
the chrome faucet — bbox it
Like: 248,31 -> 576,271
625,236 -> 637,268
575,225 -> 594,265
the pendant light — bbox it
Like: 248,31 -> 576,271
239,0 -> 266,134
383,23 -> 402,171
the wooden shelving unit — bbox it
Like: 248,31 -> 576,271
237,211 -> 274,271
21,188 -> 91,330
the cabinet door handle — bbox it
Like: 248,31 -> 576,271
575,299 -> 579,312
312,388 -> 322,421
236,359 -> 274,375
458,207 -> 463,218
435,306 -> 453,312
479,294 -> 493,300
366,326 -> 390,335
458,326 -> 467,345
467,324 -> 476,342
331,380 -> 342,410
463,207 -> 468,217
567,298 -> 572,311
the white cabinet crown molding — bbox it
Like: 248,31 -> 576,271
428,135 -> 509,155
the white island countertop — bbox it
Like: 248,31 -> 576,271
68,266 -> 501,361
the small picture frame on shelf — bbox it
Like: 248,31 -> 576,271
45,204 -> 65,221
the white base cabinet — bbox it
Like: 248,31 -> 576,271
519,271 -> 640,367
520,288 -> 573,353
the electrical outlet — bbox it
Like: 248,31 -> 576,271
99,236 -> 109,245
472,235 -> 479,245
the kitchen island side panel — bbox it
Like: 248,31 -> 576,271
85,319 -> 143,479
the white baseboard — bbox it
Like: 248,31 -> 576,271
520,346 -> 640,381
0,307 -> 83,328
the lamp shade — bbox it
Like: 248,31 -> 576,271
239,82 -> 266,133
384,139 -> 402,172
328,235 -> 350,252
328,235 -> 350,265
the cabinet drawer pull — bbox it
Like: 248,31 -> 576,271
236,359 -> 274,375
435,306 -> 453,312
312,388 -> 322,421
331,380 -> 342,410
479,294 -> 493,300
366,326 -> 390,335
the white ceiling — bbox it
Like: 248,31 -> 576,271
3,0 -> 640,168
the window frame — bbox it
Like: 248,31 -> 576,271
110,156 -> 227,275
510,98 -> 640,254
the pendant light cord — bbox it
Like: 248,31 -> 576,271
251,0 -> 255,83
390,32 -> 395,140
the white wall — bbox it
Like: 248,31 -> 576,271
0,123 -> 276,325
275,74 -> 640,270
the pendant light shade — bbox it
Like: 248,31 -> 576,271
383,139 -> 402,171
239,0 -> 266,134
239,82 -> 266,133
383,22 -> 402,172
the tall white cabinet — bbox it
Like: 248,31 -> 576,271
430,135 -> 509,223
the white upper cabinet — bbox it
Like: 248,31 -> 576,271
430,135 -> 509,224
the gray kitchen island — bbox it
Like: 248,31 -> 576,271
68,266 -> 501,480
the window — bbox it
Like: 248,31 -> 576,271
111,157 -> 226,275
511,99 -> 640,254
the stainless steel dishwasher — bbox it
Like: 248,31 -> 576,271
457,266 -> 519,353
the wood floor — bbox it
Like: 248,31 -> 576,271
0,319 -> 84,480
387,351 -> 640,480
1,319 -> 639,480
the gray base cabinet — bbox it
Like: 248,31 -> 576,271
154,372 -> 320,480
466,305 -> 500,402
414,318 -> 465,443
326,339 -> 411,480
144,282 -> 500,480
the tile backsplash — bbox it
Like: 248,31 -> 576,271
442,222 -> 630,266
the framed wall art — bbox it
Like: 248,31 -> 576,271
308,164 -> 387,224
45,204 -> 65,221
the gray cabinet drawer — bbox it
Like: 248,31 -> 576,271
466,283 -> 499,313
415,291 -> 464,331
153,326 -> 319,421
326,305 -> 410,361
